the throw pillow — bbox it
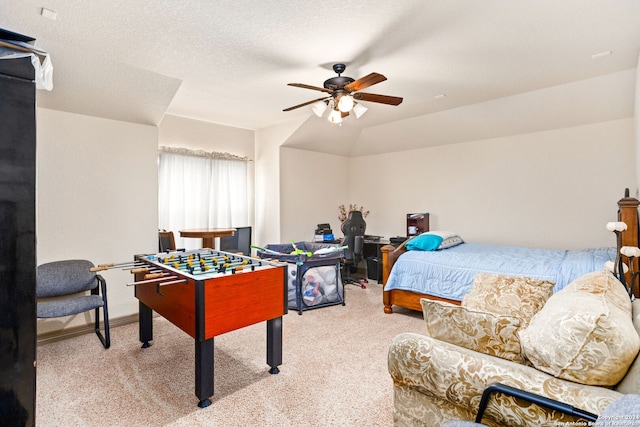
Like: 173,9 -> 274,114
405,231 -> 464,251
405,233 -> 442,251
438,235 -> 464,250
518,270 -> 640,386
421,298 -> 524,362
462,272 -> 555,327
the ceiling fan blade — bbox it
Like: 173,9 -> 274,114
344,73 -> 386,92
353,92 -> 403,106
341,111 -> 350,118
287,83 -> 334,94
283,97 -> 330,112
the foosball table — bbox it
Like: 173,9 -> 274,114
128,248 -> 287,408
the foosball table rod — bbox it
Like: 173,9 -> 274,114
90,261 -> 145,272
126,275 -> 182,286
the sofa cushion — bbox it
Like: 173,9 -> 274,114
421,299 -> 523,362
615,299 -> 640,393
462,272 -> 555,327
519,270 -> 640,386
389,332 -> 622,427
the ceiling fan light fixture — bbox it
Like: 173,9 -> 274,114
328,109 -> 342,124
337,95 -> 354,113
353,102 -> 368,119
311,101 -> 327,117
284,63 -> 401,124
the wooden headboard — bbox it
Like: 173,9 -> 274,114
618,188 -> 640,297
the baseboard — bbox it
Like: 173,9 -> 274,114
36,313 -> 139,346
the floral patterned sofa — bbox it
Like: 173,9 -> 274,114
388,270 -> 640,427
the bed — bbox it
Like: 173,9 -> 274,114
381,191 -> 640,314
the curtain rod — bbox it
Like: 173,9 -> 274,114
159,146 -> 250,161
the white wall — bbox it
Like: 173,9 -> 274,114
348,118 -> 635,249
36,109 -> 158,334
279,147 -> 349,243
254,118 -> 306,249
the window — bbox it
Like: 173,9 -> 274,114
158,147 -> 248,249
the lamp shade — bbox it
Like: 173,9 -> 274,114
328,109 -> 342,124
338,95 -> 354,112
353,102 -> 368,118
311,101 -> 327,117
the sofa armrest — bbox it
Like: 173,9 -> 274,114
388,333 -> 622,426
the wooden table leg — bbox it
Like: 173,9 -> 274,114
202,237 -> 214,249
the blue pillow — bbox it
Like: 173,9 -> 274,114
405,234 -> 443,251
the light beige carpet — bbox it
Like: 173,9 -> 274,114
36,283 -> 424,427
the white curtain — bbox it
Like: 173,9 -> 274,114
158,149 -> 248,249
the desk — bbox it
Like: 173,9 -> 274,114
179,228 -> 236,249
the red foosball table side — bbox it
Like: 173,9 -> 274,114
134,258 -> 287,340
135,278 -> 197,338
203,266 -> 286,339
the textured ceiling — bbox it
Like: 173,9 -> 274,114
1,0 -> 639,156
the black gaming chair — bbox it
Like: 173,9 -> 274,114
340,210 -> 368,289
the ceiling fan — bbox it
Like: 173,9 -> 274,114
283,63 -> 403,124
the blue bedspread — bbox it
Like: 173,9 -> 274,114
385,243 -> 616,301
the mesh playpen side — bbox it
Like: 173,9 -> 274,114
257,242 -> 345,315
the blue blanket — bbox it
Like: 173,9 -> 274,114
385,243 -> 616,301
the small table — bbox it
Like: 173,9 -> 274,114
179,228 -> 236,249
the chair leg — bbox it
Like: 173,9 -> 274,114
93,275 -> 110,349
342,264 -> 367,289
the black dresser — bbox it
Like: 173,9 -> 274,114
0,28 -> 39,427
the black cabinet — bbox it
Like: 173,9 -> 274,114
363,239 -> 394,283
0,29 -> 38,427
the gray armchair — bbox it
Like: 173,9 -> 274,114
36,259 -> 110,348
